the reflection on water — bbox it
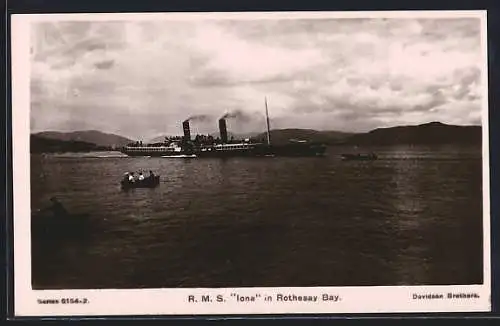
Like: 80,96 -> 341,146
30,146 -> 484,289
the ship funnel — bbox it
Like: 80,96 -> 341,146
219,118 -> 228,143
182,120 -> 191,141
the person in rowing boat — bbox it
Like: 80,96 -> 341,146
149,170 -> 155,179
128,172 -> 135,183
123,172 -> 132,183
138,172 -> 145,181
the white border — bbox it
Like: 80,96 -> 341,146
12,10 -> 491,316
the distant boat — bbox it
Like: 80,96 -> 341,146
341,153 -> 378,161
121,175 -> 160,190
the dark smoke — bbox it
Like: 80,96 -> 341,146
220,109 -> 254,121
217,109 -> 269,135
183,114 -> 211,123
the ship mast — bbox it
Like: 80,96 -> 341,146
265,97 -> 271,145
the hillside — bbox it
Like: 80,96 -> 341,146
148,135 -> 174,143
346,122 -> 481,146
34,130 -> 134,147
32,121 -> 481,151
30,135 -> 107,153
211,131 -> 262,140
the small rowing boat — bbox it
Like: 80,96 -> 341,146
121,175 -> 160,190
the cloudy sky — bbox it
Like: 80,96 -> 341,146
30,15 -> 483,140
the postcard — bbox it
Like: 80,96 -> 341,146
11,10 -> 490,316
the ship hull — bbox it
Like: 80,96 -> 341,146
121,151 -> 172,157
120,144 -> 326,158
195,148 -> 269,158
195,144 -> 327,158
120,147 -> 194,157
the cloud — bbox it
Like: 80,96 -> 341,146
94,59 -> 115,69
30,16 -> 484,139
188,23 -> 326,86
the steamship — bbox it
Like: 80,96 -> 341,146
121,99 -> 327,158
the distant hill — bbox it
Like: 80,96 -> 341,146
252,129 -> 354,145
33,130 -> 134,147
32,122 -> 481,152
30,135 -> 106,153
346,122 -> 481,146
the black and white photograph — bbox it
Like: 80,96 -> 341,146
12,10 -> 490,316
